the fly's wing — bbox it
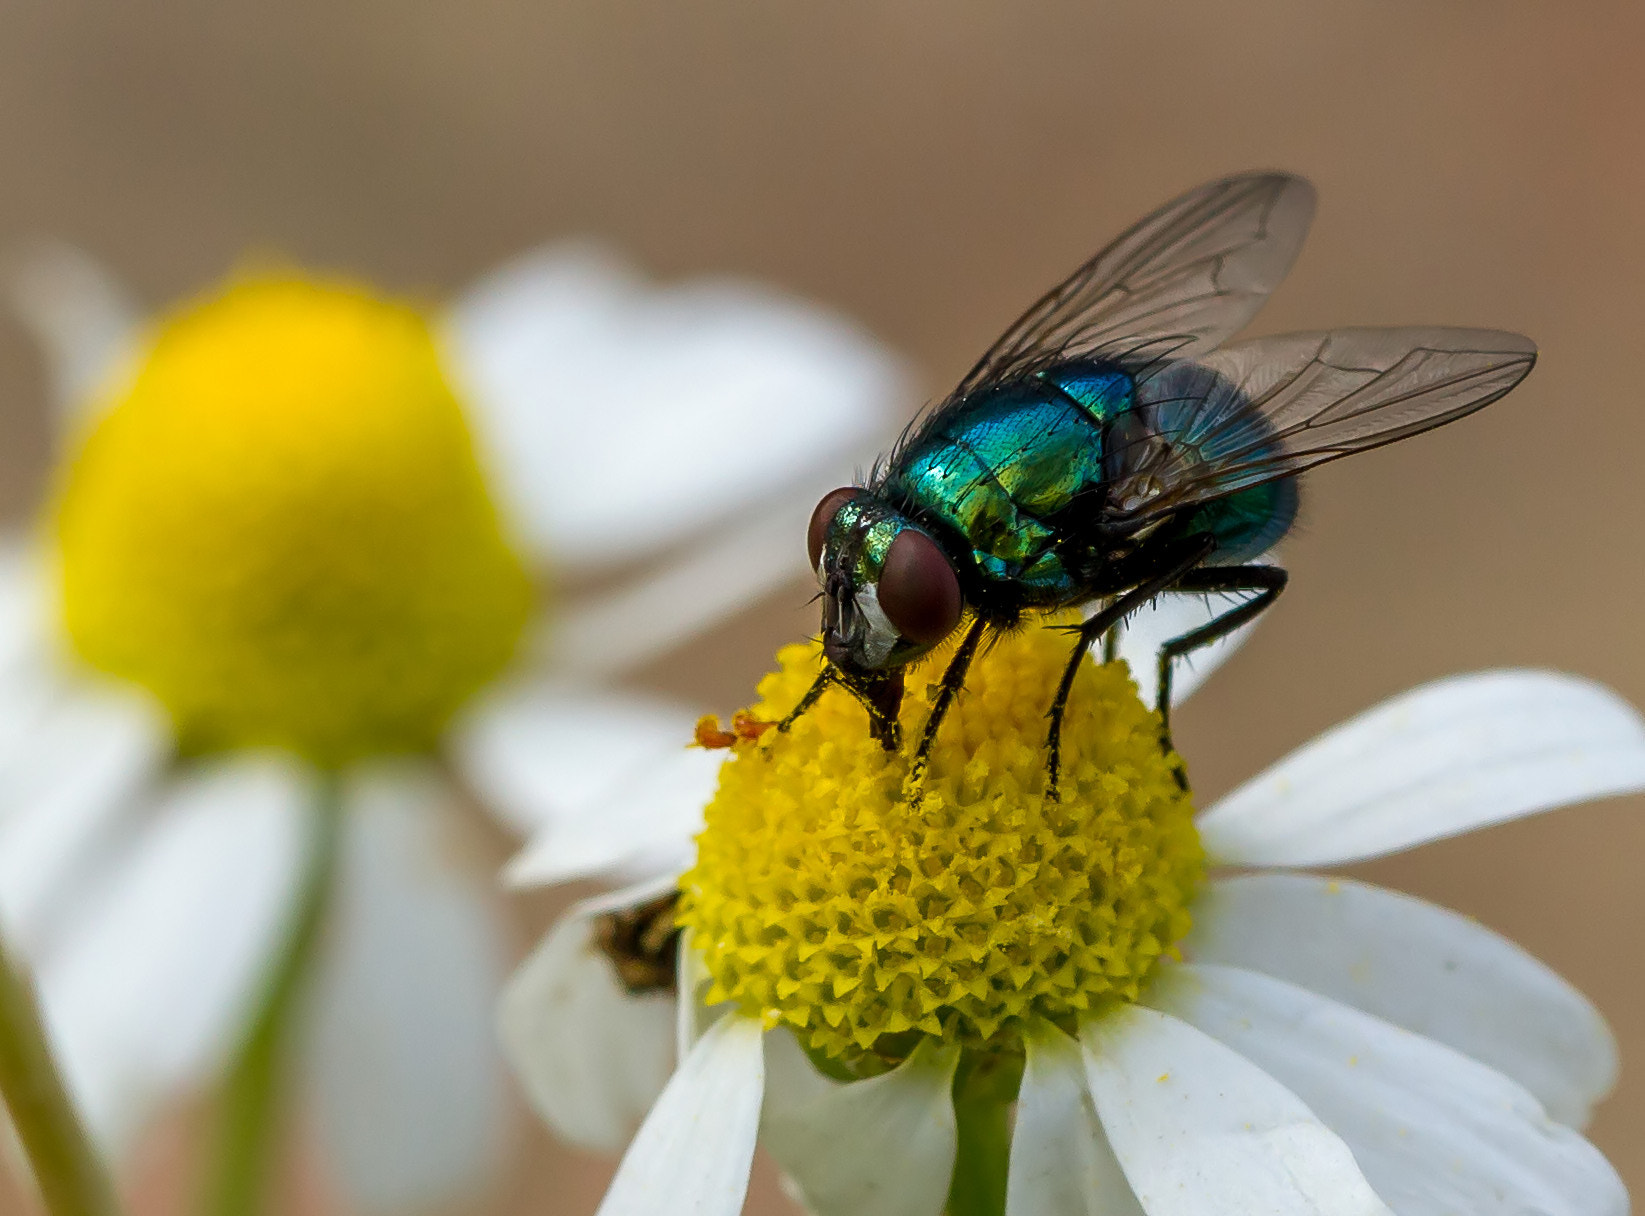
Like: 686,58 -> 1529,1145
952,172 -> 1316,399
1109,327 -> 1536,521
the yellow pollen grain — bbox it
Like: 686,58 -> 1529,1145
679,627 -> 1203,1064
54,275 -> 533,766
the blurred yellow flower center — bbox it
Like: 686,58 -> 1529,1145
54,277 -> 533,766
679,629 -> 1202,1065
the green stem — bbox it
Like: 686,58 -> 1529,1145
0,929 -> 122,1216
200,773 -> 343,1216
945,1085 -> 1013,1216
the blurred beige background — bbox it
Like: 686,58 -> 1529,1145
0,1 -> 1642,1212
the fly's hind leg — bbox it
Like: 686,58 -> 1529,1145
1044,538 -> 1217,799
1152,564 -> 1288,772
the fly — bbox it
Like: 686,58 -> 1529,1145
791,171 -> 1536,796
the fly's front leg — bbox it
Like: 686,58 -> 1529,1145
1153,564 -> 1288,761
772,659 -> 905,751
776,668 -> 834,733
852,668 -> 907,751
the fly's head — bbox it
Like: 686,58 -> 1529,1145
807,488 -> 963,678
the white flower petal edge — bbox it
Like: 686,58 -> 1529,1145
762,1034 -> 959,1216
501,742 -> 717,889
544,482 -> 831,681
595,1013 -> 765,1216
1081,1003 -> 1392,1216
496,888 -> 674,1153
6,240 -> 140,420
305,764 -> 510,1215
1198,670 -> 1645,866
35,755 -> 311,1155
675,928 -> 719,1062
0,677 -> 168,954
1151,964 -> 1626,1216
0,540 -> 51,676
1007,1022 -> 1141,1216
453,679 -> 704,841
445,241 -> 913,570
1184,873 -> 1615,1127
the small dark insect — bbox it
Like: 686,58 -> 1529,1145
593,891 -> 681,995
790,171 -> 1536,795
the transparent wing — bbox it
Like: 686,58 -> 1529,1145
952,172 -> 1316,398
1111,327 -> 1536,521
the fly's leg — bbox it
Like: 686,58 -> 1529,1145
1100,612 -> 1121,664
776,669 -> 835,734
1153,564 -> 1288,770
849,668 -> 906,751
775,661 -> 905,750
906,617 -> 989,795
1045,539 -> 1216,799
1046,587 -> 1161,799
777,664 -> 906,750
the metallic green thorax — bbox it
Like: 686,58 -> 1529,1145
881,361 -> 1295,605
884,365 -> 1133,599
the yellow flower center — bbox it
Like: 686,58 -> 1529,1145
53,276 -> 533,766
679,628 -> 1203,1065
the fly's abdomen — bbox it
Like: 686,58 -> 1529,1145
886,369 -> 1130,598
1187,477 -> 1298,564
1130,359 -> 1299,563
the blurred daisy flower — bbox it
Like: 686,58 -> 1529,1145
0,240 -> 910,1211
501,602 -> 1645,1216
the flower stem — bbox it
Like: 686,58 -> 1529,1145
200,773 -> 344,1216
0,929 -> 121,1216
945,1082 -> 1013,1216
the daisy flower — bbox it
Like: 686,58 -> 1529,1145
500,601 -> 1645,1216
0,240 -> 910,1211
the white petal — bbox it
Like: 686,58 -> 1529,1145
465,682 -> 718,890
1198,670 -> 1645,866
1185,874 -> 1615,1127
1110,559 -> 1273,709
35,755 -> 311,1156
545,485 -> 825,680
0,679 -> 168,954
0,540 -> 51,678
762,1036 -> 958,1216
1151,964 -> 1625,1216
675,928 -> 721,1063
446,241 -> 913,569
453,678 -> 704,842
1081,1004 -> 1391,1216
503,745 -> 715,888
497,898 -> 674,1153
595,1014 -> 764,1216
7,240 -> 140,422
305,764 -> 511,1214
1007,1022 -> 1141,1216
757,1025 -> 836,1114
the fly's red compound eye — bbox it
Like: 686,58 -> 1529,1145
807,487 -> 860,572
879,529 -> 962,646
